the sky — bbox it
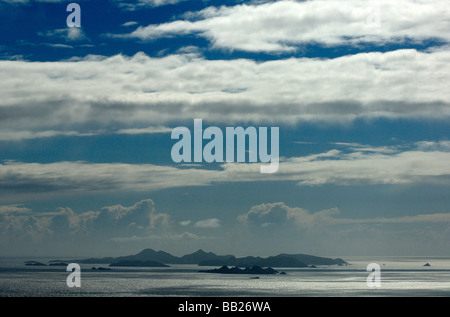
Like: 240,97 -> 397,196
0,0 -> 449,258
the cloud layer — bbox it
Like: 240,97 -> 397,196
1,48 -> 449,139
235,201 -> 450,255
0,199 -> 172,254
2,198 -> 450,256
1,144 -> 449,202
125,0 -> 450,52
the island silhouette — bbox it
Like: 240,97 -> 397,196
199,265 -> 279,275
69,249 -> 348,268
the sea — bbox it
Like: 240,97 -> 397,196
1,256 -> 450,297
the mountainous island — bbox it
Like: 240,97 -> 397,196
24,261 -> 46,266
73,249 -> 347,269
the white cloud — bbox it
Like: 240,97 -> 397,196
124,0 -> 450,52
44,43 -> 74,49
0,205 -> 32,214
239,201 -> 450,227
217,149 -> 450,186
115,126 -> 172,135
334,213 -> 450,225
139,0 -> 188,7
0,48 -> 449,141
415,140 -> 450,152
0,199 -> 170,247
110,231 -> 202,242
330,142 -> 399,154
0,130 -> 94,141
121,21 -> 139,27
1,148 -> 449,200
179,220 -> 191,226
236,201 -> 450,255
0,198 -> 226,255
238,202 -> 339,228
38,28 -> 87,42
0,161 -> 219,197
116,0 -> 189,11
194,218 -> 221,228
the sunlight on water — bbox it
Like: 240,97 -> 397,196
1,256 -> 450,296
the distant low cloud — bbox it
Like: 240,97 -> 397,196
0,198 -> 224,255
2,198 -> 450,256
239,201 -> 450,228
334,213 -> 450,225
110,231 -> 202,242
194,218 -> 221,228
0,205 -> 32,214
0,199 -> 170,254
238,202 -> 339,228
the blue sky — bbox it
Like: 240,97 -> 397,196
0,0 -> 449,257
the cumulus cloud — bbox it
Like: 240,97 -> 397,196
238,202 -> 339,228
0,48 -> 449,140
0,199 -> 171,252
0,198 -> 228,255
239,201 -> 450,228
94,199 -> 169,232
123,0 -> 450,52
330,142 -> 399,154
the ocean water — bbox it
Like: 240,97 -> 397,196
1,256 -> 450,297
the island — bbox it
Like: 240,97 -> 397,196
24,261 -> 46,266
49,262 -> 69,266
73,248 -> 347,268
91,267 -> 112,271
199,265 -> 279,275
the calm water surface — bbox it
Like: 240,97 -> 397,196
1,256 -> 449,296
